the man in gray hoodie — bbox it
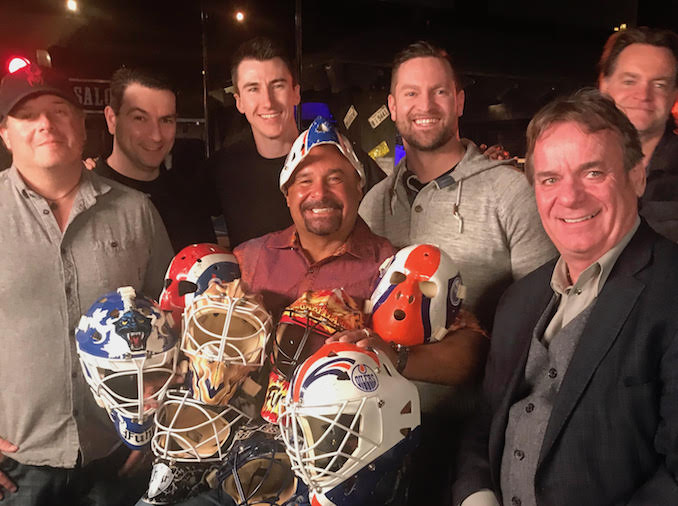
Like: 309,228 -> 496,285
359,42 -> 557,504
360,41 -> 556,331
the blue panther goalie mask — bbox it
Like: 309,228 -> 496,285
76,286 -> 179,450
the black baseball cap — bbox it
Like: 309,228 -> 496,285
0,64 -> 81,121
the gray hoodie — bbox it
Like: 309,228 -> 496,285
360,139 -> 557,331
360,140 -> 557,415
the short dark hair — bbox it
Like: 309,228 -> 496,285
599,27 -> 678,85
390,41 -> 462,93
108,67 -> 175,114
230,37 -> 296,92
525,88 -> 643,184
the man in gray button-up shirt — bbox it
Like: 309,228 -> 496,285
0,65 -> 172,504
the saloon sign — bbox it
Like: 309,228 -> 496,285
69,78 -> 111,113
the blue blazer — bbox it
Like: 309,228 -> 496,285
453,221 -> 678,505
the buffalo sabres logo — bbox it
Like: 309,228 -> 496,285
113,309 -> 152,352
350,363 -> 379,392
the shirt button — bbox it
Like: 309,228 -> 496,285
511,497 -> 521,506
73,409 -> 79,417
72,370 -> 78,378
548,368 -> 558,379
574,288 -> 582,295
22,189 -> 29,198
43,209 -> 50,215
525,402 -> 535,413
65,286 -> 72,296
514,449 -> 525,460
61,247 -> 67,256
110,241 -> 118,248
414,205 -> 423,213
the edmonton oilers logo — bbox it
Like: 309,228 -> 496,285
351,363 -> 379,392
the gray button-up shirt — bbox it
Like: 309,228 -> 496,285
0,166 -> 173,467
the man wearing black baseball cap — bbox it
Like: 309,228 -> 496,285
0,65 -> 173,504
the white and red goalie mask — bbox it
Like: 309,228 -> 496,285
369,244 -> 465,346
159,243 -> 240,331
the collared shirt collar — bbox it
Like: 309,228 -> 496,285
268,217 -> 373,260
402,162 -> 459,205
7,164 -> 112,206
550,216 -> 641,297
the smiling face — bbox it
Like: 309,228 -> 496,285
600,43 -> 678,140
532,121 -> 646,279
105,83 -> 176,173
388,56 -> 464,152
234,57 -> 300,145
285,145 -> 362,242
0,93 -> 85,174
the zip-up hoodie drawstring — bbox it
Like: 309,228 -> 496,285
453,179 -> 463,233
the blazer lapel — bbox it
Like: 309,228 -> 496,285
537,223 -> 654,466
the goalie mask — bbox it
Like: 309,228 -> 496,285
76,286 -> 179,450
183,279 -> 272,405
160,243 -> 240,330
279,116 -> 365,192
217,422 -> 309,506
142,458 -> 221,505
144,389 -> 251,504
370,244 -> 465,347
262,289 -> 364,424
279,343 -> 420,505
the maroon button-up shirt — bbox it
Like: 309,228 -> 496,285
234,218 -> 396,317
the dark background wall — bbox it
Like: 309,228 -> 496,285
1,0 -> 677,169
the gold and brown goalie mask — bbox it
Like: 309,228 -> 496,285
182,279 -> 272,405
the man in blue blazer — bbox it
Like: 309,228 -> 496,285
453,88 -> 678,506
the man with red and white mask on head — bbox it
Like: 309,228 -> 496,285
234,116 -> 487,381
235,114 -> 489,506
0,64 -> 172,505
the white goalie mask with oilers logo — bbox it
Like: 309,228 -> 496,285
369,244 -> 465,347
278,342 -> 420,503
182,279 -> 272,405
76,286 -> 179,450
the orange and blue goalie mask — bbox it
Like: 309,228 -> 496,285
369,244 -> 465,347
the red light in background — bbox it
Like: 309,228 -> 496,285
7,57 -> 30,73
